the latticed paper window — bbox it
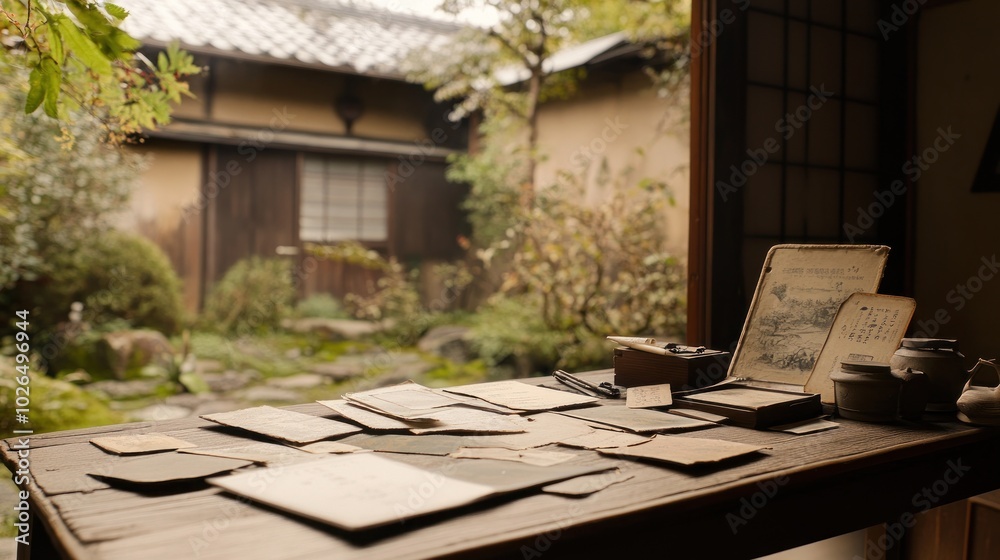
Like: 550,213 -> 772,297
300,155 -> 388,242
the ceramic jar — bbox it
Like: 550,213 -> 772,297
890,338 -> 967,411
893,367 -> 929,420
830,362 -> 902,422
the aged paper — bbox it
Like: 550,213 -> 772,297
209,453 -> 497,531
317,399 -> 421,430
444,380 -> 598,411
180,441 -> 317,465
450,447 -> 577,467
558,406 -> 713,433
293,441 -> 368,454
542,470 -> 634,496
626,384 -> 673,408
769,418 -> 840,435
202,406 -> 362,444
434,390 -> 521,414
455,412 -> 596,450
599,435 -> 765,466
408,407 -> 527,435
338,433 -> 471,456
95,453 -> 252,484
344,381 -> 466,420
557,429 -> 651,449
731,245 -> 889,385
668,408 -> 730,424
90,433 -> 196,455
805,293 -> 916,403
681,387 -> 808,410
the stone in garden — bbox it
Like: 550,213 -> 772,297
193,399 -> 244,416
237,386 -> 300,403
309,357 -> 371,380
417,325 -> 473,363
101,330 -> 174,379
202,370 -> 256,393
88,379 -> 162,399
267,373 -> 328,389
131,404 -> 191,422
282,317 -> 384,340
196,359 -> 226,374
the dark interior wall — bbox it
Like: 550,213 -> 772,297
692,0 -> 912,350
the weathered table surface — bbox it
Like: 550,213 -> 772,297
5,372 -> 1000,560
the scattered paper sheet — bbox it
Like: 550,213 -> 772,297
626,384 -> 673,408
318,399 -> 421,430
90,433 -> 196,455
180,441 -> 317,465
558,406 -> 713,433
557,429 -> 651,449
434,390 -> 521,414
599,435 -> 765,466
94,453 -> 252,484
444,380 -> 598,411
202,406 -> 361,444
338,433 -> 472,456
210,454 -> 611,531
456,413 -> 596,450
345,381 -> 467,420
293,441 -> 368,454
769,417 -> 840,434
681,387 -> 808,410
450,447 -> 577,467
668,408 -> 729,424
408,407 -> 527,435
542,470 -> 634,496
210,453 -> 496,531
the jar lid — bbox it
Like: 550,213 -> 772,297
900,338 -> 959,350
840,361 -> 892,374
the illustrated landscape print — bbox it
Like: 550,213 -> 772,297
731,245 -> 890,386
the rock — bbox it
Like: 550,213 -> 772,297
309,357 -> 371,381
284,348 -> 302,360
267,373 -> 328,390
101,330 -> 174,379
371,361 -> 435,388
131,404 -> 191,422
283,318 -> 385,340
165,393 -> 211,409
236,386 -> 300,403
196,359 -> 226,374
193,400 -> 244,416
61,370 -> 92,384
417,325 -> 473,363
88,379 -> 163,399
202,370 -> 256,393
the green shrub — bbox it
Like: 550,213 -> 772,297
202,257 -> 295,335
295,294 -> 349,320
43,231 -> 184,335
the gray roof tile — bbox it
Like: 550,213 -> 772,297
118,0 -> 461,77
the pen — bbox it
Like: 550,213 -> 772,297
552,370 -> 621,399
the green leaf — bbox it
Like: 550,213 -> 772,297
104,3 -> 130,20
40,57 -> 62,118
46,24 -> 65,65
51,16 -> 113,74
25,66 -> 45,114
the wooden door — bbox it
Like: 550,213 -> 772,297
204,146 -> 299,287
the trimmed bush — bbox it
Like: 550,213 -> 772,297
45,231 -> 184,335
203,257 -> 295,335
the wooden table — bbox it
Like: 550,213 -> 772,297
5,372 -> 1000,560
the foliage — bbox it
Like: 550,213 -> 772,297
468,296 -> 569,372
0,358 -> 124,434
295,294 -> 350,320
305,242 -> 423,324
0,55 -> 141,292
202,257 -> 295,335
0,1 -> 200,143
45,230 -> 185,335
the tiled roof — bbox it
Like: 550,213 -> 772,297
117,0 -> 462,78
